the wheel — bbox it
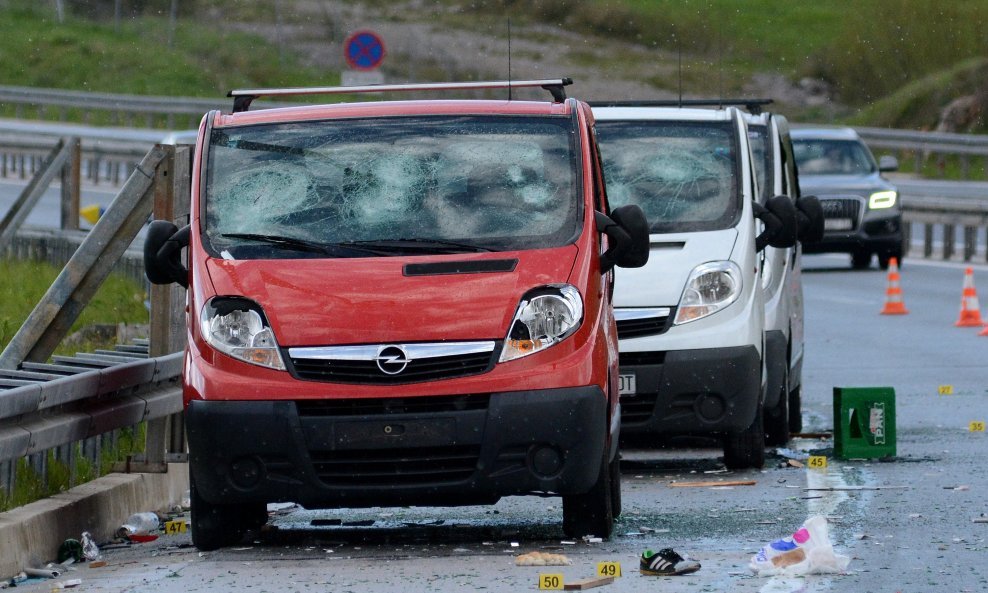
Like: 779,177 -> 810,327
723,404 -> 766,469
190,472 -> 252,551
788,384 -> 803,434
609,453 -> 622,519
764,366 -> 790,447
878,251 -> 902,270
563,449 -> 614,539
851,250 -> 871,269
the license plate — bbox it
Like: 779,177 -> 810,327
824,218 -> 853,231
618,373 -> 636,395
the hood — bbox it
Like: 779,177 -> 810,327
613,229 -> 738,307
203,247 -> 579,346
799,173 -> 896,197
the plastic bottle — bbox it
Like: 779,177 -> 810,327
117,512 -> 160,537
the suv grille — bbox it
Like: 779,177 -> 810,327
819,197 -> 862,231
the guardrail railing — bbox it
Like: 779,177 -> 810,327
855,126 -> 988,180
0,142 -> 189,505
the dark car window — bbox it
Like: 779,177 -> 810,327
792,139 -> 876,175
595,121 -> 740,233
201,116 -> 580,259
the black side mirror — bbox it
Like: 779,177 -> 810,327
754,195 -> 798,251
795,195 -> 825,243
595,205 -> 650,273
144,220 -> 190,288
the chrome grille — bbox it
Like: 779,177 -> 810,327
615,308 -> 674,340
288,341 -> 497,384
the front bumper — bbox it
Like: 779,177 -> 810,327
186,386 -> 607,508
618,345 -> 760,436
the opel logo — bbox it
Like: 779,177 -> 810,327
375,345 -> 410,375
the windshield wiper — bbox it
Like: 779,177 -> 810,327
342,238 -> 494,253
218,233 -> 389,256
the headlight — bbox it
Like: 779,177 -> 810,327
675,261 -> 742,325
868,190 -> 897,209
500,284 -> 583,362
200,298 -> 286,370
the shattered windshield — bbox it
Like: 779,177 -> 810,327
595,121 -> 739,233
792,139 -> 876,175
202,116 -> 579,258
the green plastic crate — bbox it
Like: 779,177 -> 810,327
833,387 -> 896,459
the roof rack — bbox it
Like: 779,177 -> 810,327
227,78 -> 574,113
590,98 -> 774,115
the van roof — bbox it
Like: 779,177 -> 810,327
212,99 -> 575,127
591,106 -> 734,122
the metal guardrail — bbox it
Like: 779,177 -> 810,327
0,142 -> 189,503
0,84 -> 300,130
854,126 -> 988,179
902,195 -> 988,261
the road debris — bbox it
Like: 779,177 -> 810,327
670,480 -> 756,488
973,514 -> 988,524
750,516 -> 850,577
515,551 -> 572,566
563,576 -> 614,590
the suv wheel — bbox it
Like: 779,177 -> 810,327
878,251 -> 902,270
723,404 -> 766,469
851,250 -> 872,269
563,450 -> 614,539
764,367 -> 790,447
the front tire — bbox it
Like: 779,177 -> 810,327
724,404 -> 766,469
563,449 -> 614,539
764,367 -> 790,447
190,472 -> 260,551
851,250 -> 872,269
609,453 -> 622,519
788,384 -> 803,434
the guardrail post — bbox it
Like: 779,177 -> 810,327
60,136 -> 81,231
924,224 -> 933,258
964,226 -> 976,261
944,224 -> 955,260
146,145 -> 191,467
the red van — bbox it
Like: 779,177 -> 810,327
144,80 -> 649,550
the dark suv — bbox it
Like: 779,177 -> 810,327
792,127 -> 902,269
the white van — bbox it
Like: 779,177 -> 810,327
592,102 -> 819,468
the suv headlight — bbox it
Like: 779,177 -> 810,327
500,284 -> 583,362
868,190 -> 897,209
200,298 -> 286,370
675,261 -> 742,325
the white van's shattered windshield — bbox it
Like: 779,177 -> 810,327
203,116 -> 578,258
595,122 -> 739,232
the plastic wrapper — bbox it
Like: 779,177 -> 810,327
750,516 -> 850,577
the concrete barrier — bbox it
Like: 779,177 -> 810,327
0,463 -> 188,580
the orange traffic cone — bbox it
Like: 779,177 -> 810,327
880,257 -> 909,315
956,267 -> 983,327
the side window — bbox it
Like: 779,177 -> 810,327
587,125 -> 607,213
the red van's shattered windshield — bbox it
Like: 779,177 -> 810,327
203,116 -> 579,258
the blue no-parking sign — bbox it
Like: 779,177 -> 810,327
344,30 -> 386,71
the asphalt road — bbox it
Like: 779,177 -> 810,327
8,253 -> 987,593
